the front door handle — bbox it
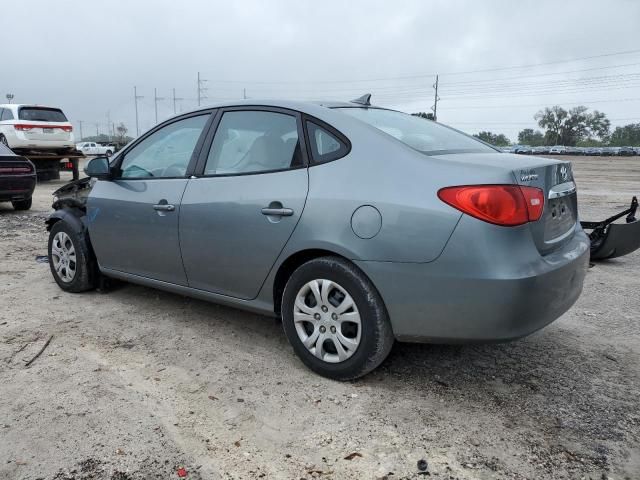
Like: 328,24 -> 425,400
261,207 -> 294,217
153,203 -> 175,212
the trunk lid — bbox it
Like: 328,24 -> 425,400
512,157 -> 578,254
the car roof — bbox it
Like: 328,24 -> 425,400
183,98 -> 384,115
0,104 -> 64,109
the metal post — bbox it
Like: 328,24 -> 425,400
197,72 -> 201,106
78,120 -> 84,142
154,88 -> 165,124
431,75 -> 439,122
134,86 -> 143,137
172,88 -> 183,114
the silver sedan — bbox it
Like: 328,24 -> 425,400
46,96 -> 590,380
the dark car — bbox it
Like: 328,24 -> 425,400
0,143 -> 36,210
618,146 -> 635,156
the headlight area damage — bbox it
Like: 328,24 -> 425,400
51,176 -> 93,211
581,196 -> 640,260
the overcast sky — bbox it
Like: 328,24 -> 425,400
3,0 -> 639,142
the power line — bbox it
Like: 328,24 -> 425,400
437,97 -> 640,110
194,48 -> 640,85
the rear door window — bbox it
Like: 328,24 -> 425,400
204,110 -> 302,175
18,107 -> 68,122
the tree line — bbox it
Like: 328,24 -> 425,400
413,107 -> 640,147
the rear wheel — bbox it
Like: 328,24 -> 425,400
0,134 -> 8,147
105,150 -> 113,157
281,256 -> 394,381
48,221 -> 97,292
11,197 -> 32,211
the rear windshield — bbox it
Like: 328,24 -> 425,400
337,107 -> 495,155
18,107 -> 68,122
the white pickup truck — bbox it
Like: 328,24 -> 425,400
76,142 -> 114,157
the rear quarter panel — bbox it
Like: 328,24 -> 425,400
285,119 -> 516,263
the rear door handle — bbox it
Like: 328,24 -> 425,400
261,207 -> 294,217
153,203 -> 175,212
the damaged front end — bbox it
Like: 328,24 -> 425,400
51,176 -> 94,211
580,196 -> 640,260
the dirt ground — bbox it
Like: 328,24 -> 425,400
0,156 -> 638,480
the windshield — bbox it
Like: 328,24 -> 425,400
337,107 -> 495,154
18,107 -> 68,122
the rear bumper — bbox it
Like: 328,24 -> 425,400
6,131 -> 74,150
355,219 -> 590,343
0,175 -> 37,201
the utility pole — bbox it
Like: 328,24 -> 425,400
78,120 -> 84,141
431,74 -> 440,122
134,86 -> 143,137
172,88 -> 183,114
154,88 -> 165,124
243,88 -> 247,99
95,123 -> 100,136
197,72 -> 208,106
106,111 -> 112,141
5,93 -> 14,103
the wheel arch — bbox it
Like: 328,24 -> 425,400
46,208 -> 97,261
272,248 -> 376,316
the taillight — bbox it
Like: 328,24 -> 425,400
13,123 -> 72,132
0,165 -> 33,174
438,185 -> 544,226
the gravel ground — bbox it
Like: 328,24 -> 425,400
0,156 -> 638,480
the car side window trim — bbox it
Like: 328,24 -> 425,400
111,110 -> 217,180
192,105 -> 310,178
301,114 -> 351,166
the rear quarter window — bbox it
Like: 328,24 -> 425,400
18,107 -> 68,122
306,121 -> 350,164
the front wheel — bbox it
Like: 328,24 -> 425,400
105,150 -> 113,157
48,221 -> 98,292
281,256 -> 394,381
0,134 -> 8,147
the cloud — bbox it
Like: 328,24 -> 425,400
2,0 -> 639,140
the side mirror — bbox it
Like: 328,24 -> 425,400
84,156 -> 112,180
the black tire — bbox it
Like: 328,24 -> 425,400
11,197 -> 32,211
105,150 -> 113,157
48,220 -> 98,293
281,256 -> 394,381
0,134 -> 8,147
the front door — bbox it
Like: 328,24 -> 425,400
88,113 -> 211,285
180,108 -> 309,299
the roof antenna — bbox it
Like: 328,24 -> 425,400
351,93 -> 371,106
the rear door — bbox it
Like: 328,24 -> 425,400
88,112 -> 212,284
179,107 -> 309,299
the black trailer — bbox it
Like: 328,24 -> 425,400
18,150 -> 86,181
